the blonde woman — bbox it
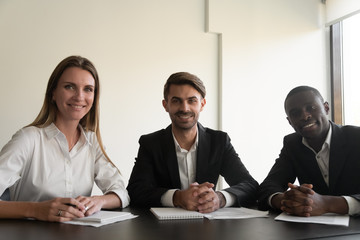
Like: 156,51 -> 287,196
0,56 -> 129,222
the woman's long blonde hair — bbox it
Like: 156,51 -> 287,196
28,55 -> 114,166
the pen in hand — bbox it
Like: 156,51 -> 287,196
65,203 -> 89,213
65,203 -> 77,208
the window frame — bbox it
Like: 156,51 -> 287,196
330,22 -> 343,125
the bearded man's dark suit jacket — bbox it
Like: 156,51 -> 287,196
127,123 -> 258,208
258,121 -> 360,211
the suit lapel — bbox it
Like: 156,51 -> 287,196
328,123 -> 347,192
299,142 -> 328,189
195,123 -> 210,184
163,125 -> 182,188
292,135 -> 328,190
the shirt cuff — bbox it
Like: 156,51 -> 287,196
268,192 -> 282,208
343,196 -> 360,215
220,190 -> 236,207
161,189 -> 178,207
105,189 -> 130,208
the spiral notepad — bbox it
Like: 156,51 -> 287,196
150,208 -> 204,220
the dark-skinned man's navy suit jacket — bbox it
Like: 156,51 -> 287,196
258,121 -> 360,211
127,123 -> 258,208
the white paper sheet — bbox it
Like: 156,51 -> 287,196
274,212 -> 349,226
204,207 -> 269,220
63,211 -> 138,227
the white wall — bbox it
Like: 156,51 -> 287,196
0,0 -> 218,193
208,0 -> 328,182
1,0 -> 330,192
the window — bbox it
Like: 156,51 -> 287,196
331,13 -> 360,126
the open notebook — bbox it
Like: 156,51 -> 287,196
150,207 -> 269,220
151,208 -> 204,220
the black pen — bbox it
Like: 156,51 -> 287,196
65,203 -> 77,208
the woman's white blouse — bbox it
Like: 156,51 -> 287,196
0,123 -> 129,207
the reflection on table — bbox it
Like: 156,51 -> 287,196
1,208 -> 360,240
